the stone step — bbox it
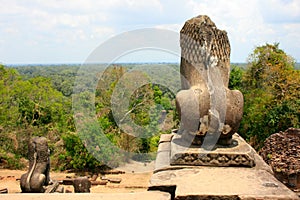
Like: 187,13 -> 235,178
0,191 -> 170,200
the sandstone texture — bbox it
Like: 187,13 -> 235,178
20,136 -> 50,193
0,191 -> 171,200
150,134 -> 299,200
176,15 -> 243,146
260,128 -> 300,193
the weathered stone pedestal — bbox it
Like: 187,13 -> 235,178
149,133 -> 299,200
170,133 -> 255,167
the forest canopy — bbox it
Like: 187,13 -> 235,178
0,43 -> 299,170
234,43 -> 300,148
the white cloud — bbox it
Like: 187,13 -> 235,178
260,0 -> 300,23
125,0 -> 163,11
3,27 -> 20,35
184,0 -> 300,62
90,27 -> 115,40
154,24 -> 181,32
0,1 -> 27,15
0,0 -> 299,63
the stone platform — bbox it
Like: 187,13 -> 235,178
170,133 -> 255,167
0,191 -> 171,200
149,134 -> 299,200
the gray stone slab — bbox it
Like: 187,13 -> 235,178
253,149 -> 273,174
155,144 -> 171,172
159,134 -> 174,144
158,141 -> 171,153
0,191 -> 171,200
150,168 -> 299,200
170,133 -> 256,167
150,134 -> 299,199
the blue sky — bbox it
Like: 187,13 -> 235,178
0,0 -> 300,64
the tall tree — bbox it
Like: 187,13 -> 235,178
239,43 -> 300,148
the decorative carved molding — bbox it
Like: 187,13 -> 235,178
170,133 -> 256,167
171,152 -> 255,167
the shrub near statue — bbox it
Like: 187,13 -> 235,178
20,137 -> 50,193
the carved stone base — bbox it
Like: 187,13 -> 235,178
150,133 -> 299,199
170,133 -> 256,167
